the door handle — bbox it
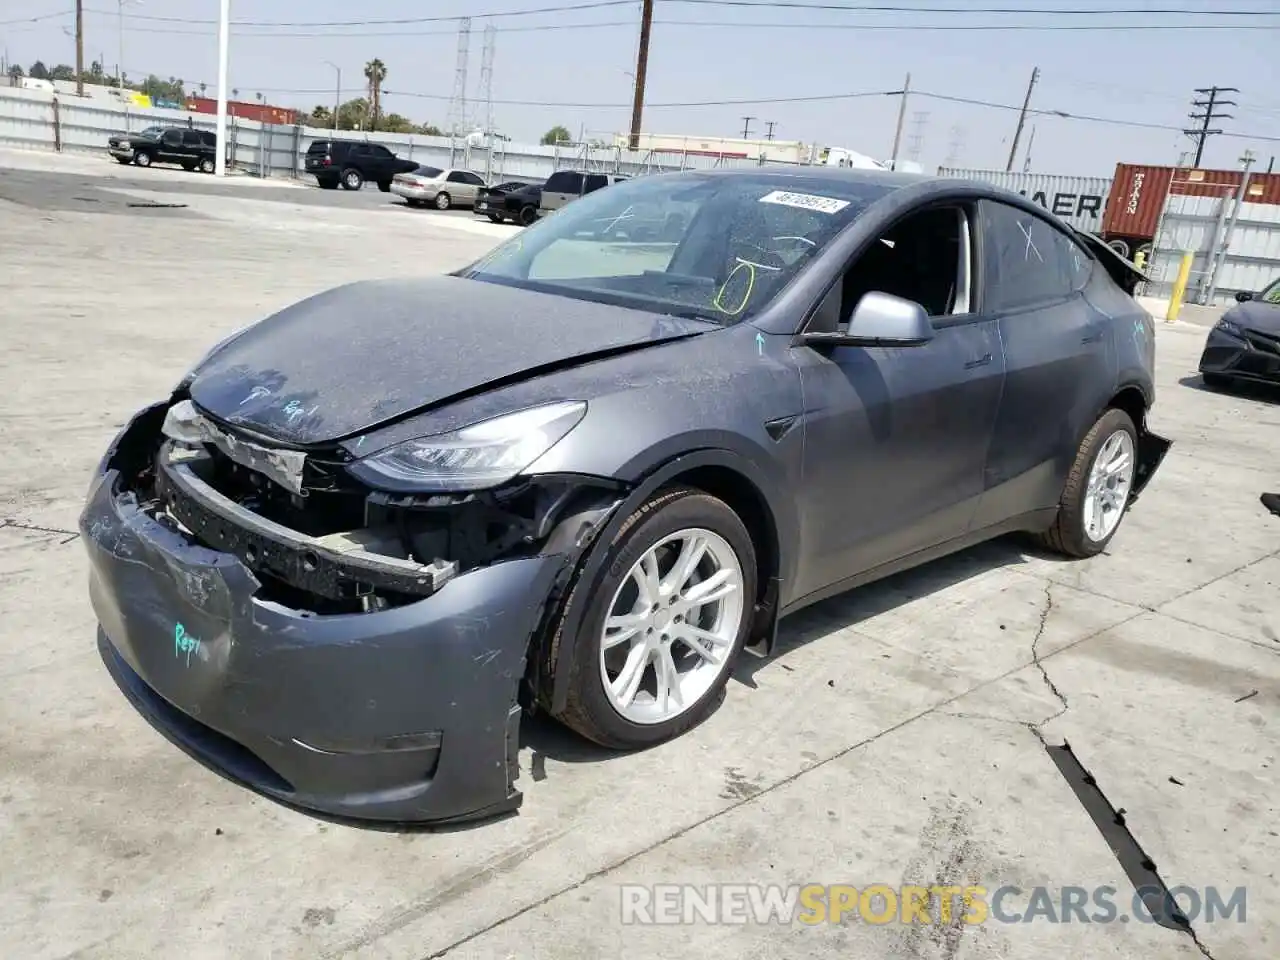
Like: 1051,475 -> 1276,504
964,353 -> 992,370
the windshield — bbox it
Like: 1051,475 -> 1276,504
1261,277 -> 1280,304
415,165 -> 444,177
138,126 -> 165,138
459,172 -> 889,323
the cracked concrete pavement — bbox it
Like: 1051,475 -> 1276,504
0,153 -> 1276,960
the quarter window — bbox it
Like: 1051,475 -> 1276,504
982,202 -> 1080,312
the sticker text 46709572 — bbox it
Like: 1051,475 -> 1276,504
758,190 -> 851,215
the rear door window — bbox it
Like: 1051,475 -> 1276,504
584,174 -> 609,193
182,130 -> 202,147
981,201 -> 1080,312
545,171 -> 582,193
307,141 -> 329,155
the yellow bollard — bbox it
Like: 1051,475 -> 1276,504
1133,249 -> 1147,272
1165,251 -> 1194,323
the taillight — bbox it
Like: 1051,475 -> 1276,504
322,156 -> 331,166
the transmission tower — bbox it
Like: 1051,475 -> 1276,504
944,125 -> 966,167
447,18 -> 472,137
1184,85 -> 1237,167
479,23 -> 495,136
906,111 -> 929,163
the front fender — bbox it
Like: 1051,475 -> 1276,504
539,446 -> 800,716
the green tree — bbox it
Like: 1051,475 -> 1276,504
49,64 -> 76,81
419,122 -> 443,136
28,61 -> 50,80
6,64 -> 23,80
309,105 -> 333,127
381,113 -> 416,134
364,58 -> 387,129
541,125 -> 571,145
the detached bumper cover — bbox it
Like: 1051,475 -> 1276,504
1198,325 -> 1280,384
81,462 -> 565,825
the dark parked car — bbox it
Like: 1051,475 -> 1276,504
108,125 -> 218,173
81,168 -> 1170,825
476,179 -> 545,225
304,139 -> 418,191
1198,275 -> 1280,387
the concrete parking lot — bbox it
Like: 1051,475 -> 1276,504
1,149 -> 1277,960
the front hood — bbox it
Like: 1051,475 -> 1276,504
187,276 -> 715,445
1227,299 -> 1280,335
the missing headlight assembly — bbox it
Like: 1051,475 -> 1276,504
111,396 -> 621,615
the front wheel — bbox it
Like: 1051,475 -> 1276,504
434,191 -> 452,210
134,150 -> 153,167
1037,408 -> 1138,558
551,487 -> 757,749
198,157 -> 215,174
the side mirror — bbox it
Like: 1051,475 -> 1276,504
803,292 -> 935,348
1235,290 -> 1253,303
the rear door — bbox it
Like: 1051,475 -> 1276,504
446,170 -> 483,204
181,129 -> 203,159
540,171 -> 581,214
305,140 -> 330,172
970,200 -> 1113,526
367,144 -> 398,179
583,173 -> 609,196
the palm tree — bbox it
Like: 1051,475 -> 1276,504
364,58 -> 387,131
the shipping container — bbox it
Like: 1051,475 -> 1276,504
183,96 -> 298,126
935,168 -> 1114,234
1101,163 -> 1280,257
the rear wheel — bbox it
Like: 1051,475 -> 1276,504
198,157 -> 215,174
551,487 -> 757,749
517,204 -> 537,226
134,150 -> 153,167
1037,408 -> 1138,558
434,192 -> 452,210
340,167 -> 364,190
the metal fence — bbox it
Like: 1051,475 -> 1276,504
0,86 -> 805,182
1145,186 -> 1280,306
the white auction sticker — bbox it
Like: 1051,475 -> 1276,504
758,190 -> 850,214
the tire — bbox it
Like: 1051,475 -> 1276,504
1201,372 -> 1231,389
550,487 -> 757,750
377,180 -> 392,193
517,204 -> 538,226
134,150 -> 153,168
340,167 -> 364,190
487,213 -> 504,223
198,157 -> 215,174
434,192 -> 452,210
1037,408 -> 1139,559
317,177 -> 339,190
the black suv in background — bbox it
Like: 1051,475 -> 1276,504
304,140 -> 419,191
107,125 -> 218,173
475,179 -> 545,225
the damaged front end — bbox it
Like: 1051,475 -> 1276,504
81,393 -> 625,824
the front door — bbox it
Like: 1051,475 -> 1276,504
792,204 -> 1006,600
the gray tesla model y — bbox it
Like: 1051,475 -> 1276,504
81,167 -> 1171,824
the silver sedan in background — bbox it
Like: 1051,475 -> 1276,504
391,166 -> 489,210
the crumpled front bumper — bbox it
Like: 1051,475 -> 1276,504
81,426 -> 566,825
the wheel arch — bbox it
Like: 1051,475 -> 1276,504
537,448 -> 793,715
1102,381 -> 1170,500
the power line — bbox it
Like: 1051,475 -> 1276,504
1185,85 -> 1237,165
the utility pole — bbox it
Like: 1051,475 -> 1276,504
215,0 -> 229,176
764,120 -> 777,141
628,0 -> 654,150
323,61 -> 340,130
1022,124 -> 1037,173
74,0 -> 84,95
889,72 -> 910,169
740,116 -> 755,140
1006,66 -> 1039,172
1185,86 -> 1237,168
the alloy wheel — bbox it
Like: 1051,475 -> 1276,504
598,528 -> 745,725
1084,429 -> 1135,542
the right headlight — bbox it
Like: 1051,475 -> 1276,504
1217,318 -> 1244,337
347,400 -> 587,493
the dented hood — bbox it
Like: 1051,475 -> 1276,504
187,276 -> 715,445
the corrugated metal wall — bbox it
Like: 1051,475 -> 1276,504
1146,196 -> 1280,306
0,86 -> 785,182
935,167 -> 1114,233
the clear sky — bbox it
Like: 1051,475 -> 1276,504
4,0 -> 1279,177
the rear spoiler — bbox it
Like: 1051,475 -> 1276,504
1072,229 -> 1149,296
